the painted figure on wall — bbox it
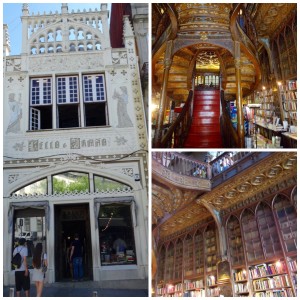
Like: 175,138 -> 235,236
6,93 -> 22,134
112,86 -> 133,128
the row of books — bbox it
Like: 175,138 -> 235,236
184,290 -> 205,297
283,101 -> 297,111
254,288 -> 293,297
234,283 -> 249,294
185,280 -> 204,290
281,91 -> 297,101
206,287 -> 219,297
234,270 -> 247,282
287,259 -> 297,272
279,81 -> 297,91
252,275 -> 290,291
249,262 -> 287,278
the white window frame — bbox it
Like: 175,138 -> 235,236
30,78 -> 52,105
30,107 -> 41,130
83,74 -> 106,102
57,76 -> 79,104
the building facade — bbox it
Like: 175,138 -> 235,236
3,4 -> 148,287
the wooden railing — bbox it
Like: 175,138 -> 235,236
160,90 -> 193,148
220,90 -> 239,147
152,152 -> 211,179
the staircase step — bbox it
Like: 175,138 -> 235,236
183,89 -> 222,148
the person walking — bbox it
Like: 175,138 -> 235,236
32,243 -> 47,297
13,238 -> 30,297
70,233 -> 84,281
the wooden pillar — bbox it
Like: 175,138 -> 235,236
234,42 -> 245,148
153,40 -> 174,148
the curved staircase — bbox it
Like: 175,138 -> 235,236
152,3 -> 261,148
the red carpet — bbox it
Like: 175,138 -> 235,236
184,90 -> 223,148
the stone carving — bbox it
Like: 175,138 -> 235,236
6,93 -> 22,134
115,136 -> 127,145
29,53 -> 104,72
111,51 -> 128,64
112,86 -> 133,128
13,142 -> 25,151
122,168 -> 134,177
8,174 -> 19,184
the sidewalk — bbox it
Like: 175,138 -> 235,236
3,282 -> 148,297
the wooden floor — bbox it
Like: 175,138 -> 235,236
184,90 -> 223,148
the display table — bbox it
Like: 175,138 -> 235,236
281,132 -> 297,148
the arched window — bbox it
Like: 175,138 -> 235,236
94,175 -> 131,192
52,172 -> 89,194
13,178 -> 47,196
39,46 -> 45,54
69,28 -> 76,41
86,32 -> 93,40
39,35 -> 45,43
77,30 -> 84,40
47,31 -> 54,42
87,43 -> 93,51
56,44 -> 62,52
78,43 -> 84,51
95,42 -> 101,50
69,44 -> 76,52
56,29 -> 62,42
31,47 -> 37,55
48,45 -> 54,53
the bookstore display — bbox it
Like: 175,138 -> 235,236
155,192 -> 297,297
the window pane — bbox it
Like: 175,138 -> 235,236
99,203 -> 136,265
83,75 -> 106,102
53,172 -> 89,194
13,179 -> 47,196
94,175 -> 131,192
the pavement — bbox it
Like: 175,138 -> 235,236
3,281 -> 149,297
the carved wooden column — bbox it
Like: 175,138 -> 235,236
234,42 -> 245,148
153,40 -> 174,148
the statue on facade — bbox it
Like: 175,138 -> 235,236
112,86 -> 133,128
6,93 -> 22,134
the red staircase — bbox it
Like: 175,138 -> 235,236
183,90 -> 223,148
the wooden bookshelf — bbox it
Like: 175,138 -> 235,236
227,215 -> 246,266
174,239 -> 183,280
256,88 -> 278,125
232,268 -> 250,297
194,229 -> 204,276
165,243 -> 174,282
249,260 -> 294,297
184,279 -> 205,297
273,195 -> 297,254
241,209 -> 264,263
184,234 -> 194,277
278,80 -> 297,126
287,257 -> 297,296
256,202 -> 283,259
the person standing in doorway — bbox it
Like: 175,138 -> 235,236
13,238 -> 30,297
70,233 -> 83,281
32,243 -> 47,297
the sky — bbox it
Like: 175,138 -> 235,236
3,3 -> 111,55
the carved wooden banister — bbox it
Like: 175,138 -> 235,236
220,90 -> 239,147
230,4 -> 261,93
160,90 -> 193,148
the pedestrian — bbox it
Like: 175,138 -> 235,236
13,238 -> 30,297
32,243 -> 47,297
70,233 -> 84,281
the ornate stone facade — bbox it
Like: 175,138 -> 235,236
3,4 -> 148,287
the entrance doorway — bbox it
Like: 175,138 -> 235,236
54,204 -> 93,282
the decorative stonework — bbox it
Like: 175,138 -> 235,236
28,53 -> 104,72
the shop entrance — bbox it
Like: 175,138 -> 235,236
54,204 -> 93,281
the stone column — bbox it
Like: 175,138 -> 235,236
234,42 -> 245,148
153,40 -> 174,148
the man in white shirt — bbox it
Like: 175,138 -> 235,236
13,238 -> 30,297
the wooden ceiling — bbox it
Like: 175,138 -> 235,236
152,152 -> 296,239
